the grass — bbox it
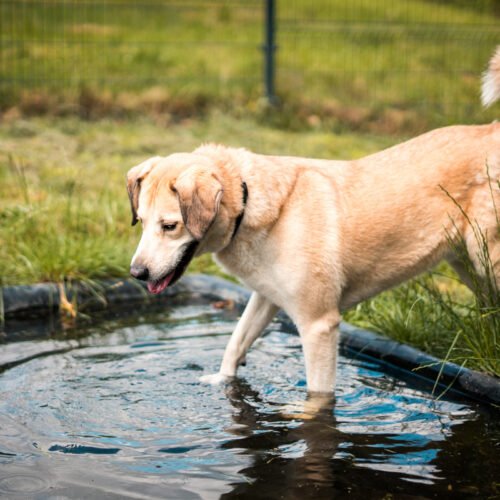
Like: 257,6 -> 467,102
1,114 -> 498,376
345,269 -> 500,377
1,0 -> 499,132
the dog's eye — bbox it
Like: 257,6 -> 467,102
162,222 -> 178,232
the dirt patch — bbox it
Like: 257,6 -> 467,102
1,86 -> 429,135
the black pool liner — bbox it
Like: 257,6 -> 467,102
1,274 -> 499,406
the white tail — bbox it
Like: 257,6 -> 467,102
481,46 -> 500,107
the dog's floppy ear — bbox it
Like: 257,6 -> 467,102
173,167 -> 223,241
126,157 -> 161,226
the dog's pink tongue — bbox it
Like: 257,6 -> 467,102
147,272 -> 175,295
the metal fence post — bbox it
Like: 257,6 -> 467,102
263,0 -> 278,105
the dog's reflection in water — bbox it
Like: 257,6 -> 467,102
218,379 -> 478,499
220,380 -> 345,497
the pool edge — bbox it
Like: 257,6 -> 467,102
1,273 -> 499,406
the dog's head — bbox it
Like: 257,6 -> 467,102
127,151 -> 242,294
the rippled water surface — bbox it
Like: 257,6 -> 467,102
0,295 -> 498,499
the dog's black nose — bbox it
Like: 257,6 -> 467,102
130,265 -> 149,281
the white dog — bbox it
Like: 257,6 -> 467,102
128,47 -> 500,394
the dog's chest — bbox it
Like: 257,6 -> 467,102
215,232 -> 267,277
214,232 -> 286,303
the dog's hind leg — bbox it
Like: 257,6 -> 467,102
200,292 -> 279,385
448,225 -> 500,301
484,232 -> 500,300
448,258 -> 480,293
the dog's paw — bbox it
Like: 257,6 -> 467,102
199,372 -> 234,385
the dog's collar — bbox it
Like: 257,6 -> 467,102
230,181 -> 248,242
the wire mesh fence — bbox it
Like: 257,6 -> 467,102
278,1 -> 500,131
1,0 -> 499,130
0,0 -> 263,117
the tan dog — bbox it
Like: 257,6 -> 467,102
127,48 -> 500,394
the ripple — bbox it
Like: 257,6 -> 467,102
158,445 -> 202,454
49,444 -> 121,454
0,299 -> 497,498
0,474 -> 48,494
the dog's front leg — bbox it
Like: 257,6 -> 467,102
299,311 -> 340,394
200,292 -> 279,385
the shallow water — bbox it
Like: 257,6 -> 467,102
0,295 -> 498,499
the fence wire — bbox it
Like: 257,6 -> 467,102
0,0 -> 262,117
279,1 -> 500,130
0,0 -> 499,129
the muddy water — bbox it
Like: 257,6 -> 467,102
0,295 -> 498,499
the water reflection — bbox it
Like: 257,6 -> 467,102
221,379 -> 499,499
